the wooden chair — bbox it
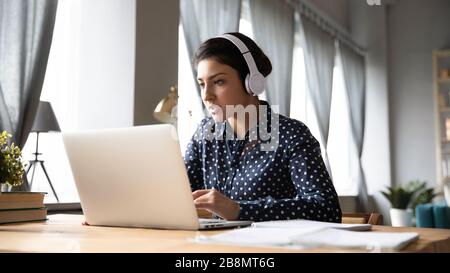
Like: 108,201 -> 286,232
342,212 -> 384,225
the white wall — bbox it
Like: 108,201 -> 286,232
309,0 -> 350,30
349,1 -> 392,194
388,0 -> 450,188
77,0 -> 136,129
347,0 -> 392,221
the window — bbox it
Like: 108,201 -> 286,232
22,0 -> 81,203
177,24 -> 205,156
239,0 -> 268,102
22,0 -> 136,204
327,59 -> 355,195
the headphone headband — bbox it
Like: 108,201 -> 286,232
218,34 -> 260,75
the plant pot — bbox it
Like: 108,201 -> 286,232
390,208 -> 413,227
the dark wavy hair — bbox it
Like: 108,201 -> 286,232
193,32 -> 272,90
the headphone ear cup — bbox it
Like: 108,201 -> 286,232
245,74 -> 253,95
246,73 -> 266,96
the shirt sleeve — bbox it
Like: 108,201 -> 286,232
183,120 -> 206,192
236,126 -> 342,223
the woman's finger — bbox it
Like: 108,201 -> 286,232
192,189 -> 212,199
194,200 -> 214,210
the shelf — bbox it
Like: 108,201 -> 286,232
434,50 -> 450,186
435,50 -> 450,57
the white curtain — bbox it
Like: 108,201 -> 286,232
180,0 -> 241,97
249,0 -> 294,116
0,0 -> 58,191
0,0 -> 58,147
298,16 -> 335,177
178,0 -> 241,153
338,43 -> 368,211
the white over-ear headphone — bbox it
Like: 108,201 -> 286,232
217,34 -> 266,96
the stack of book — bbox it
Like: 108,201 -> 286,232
0,191 -> 47,224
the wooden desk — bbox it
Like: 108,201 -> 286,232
0,214 -> 449,253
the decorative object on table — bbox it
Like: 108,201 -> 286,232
438,93 -> 446,108
432,203 -> 450,228
416,203 -> 450,229
446,118 -> 450,141
415,203 -> 435,228
440,68 -> 450,80
27,101 -> 60,202
153,85 -> 178,124
0,131 -> 26,192
381,180 -> 430,227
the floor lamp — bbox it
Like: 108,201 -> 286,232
26,101 -> 61,202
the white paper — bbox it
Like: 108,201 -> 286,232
195,227 -> 325,249
194,220 -> 419,251
291,228 -> 419,251
251,219 -> 372,231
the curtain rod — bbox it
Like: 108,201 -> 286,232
286,0 -> 366,56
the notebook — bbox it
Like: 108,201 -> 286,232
196,220 -> 419,251
63,124 -> 252,230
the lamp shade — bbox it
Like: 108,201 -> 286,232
31,101 -> 61,133
153,86 -> 178,123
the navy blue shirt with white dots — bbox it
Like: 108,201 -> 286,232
184,101 -> 342,223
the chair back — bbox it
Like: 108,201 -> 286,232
342,212 -> 383,225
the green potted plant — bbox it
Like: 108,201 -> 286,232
408,180 -> 439,213
381,181 -> 424,227
0,131 -> 25,192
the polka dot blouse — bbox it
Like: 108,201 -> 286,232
184,101 -> 342,223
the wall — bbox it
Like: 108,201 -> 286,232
77,0 -> 135,129
309,0 -> 350,31
134,0 -> 179,125
388,0 -> 450,188
348,0 -> 392,222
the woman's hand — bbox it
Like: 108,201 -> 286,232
192,189 -> 240,220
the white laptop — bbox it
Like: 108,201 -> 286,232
62,124 -> 252,230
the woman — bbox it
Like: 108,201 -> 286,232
184,32 -> 341,222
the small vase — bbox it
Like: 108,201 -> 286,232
390,208 -> 413,227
